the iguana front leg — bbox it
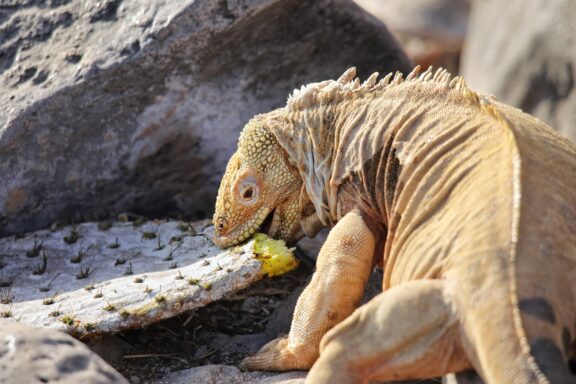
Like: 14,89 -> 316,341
240,209 -> 378,371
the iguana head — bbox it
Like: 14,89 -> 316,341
213,114 -> 309,248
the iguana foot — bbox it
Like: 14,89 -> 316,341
239,336 -> 317,371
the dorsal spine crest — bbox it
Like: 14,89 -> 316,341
286,66 -> 482,113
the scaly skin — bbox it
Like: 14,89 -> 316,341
213,66 -> 576,383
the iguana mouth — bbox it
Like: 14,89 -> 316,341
213,207 -> 276,248
258,208 -> 275,235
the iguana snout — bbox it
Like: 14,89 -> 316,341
212,117 -> 305,248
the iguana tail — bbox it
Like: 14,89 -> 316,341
456,285 -> 573,383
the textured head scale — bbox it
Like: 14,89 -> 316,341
213,114 -> 304,248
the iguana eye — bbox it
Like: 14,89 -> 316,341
234,172 -> 261,206
242,187 -> 254,200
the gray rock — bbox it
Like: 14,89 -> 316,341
0,321 -> 128,384
0,0 -> 411,237
296,227 -> 329,261
461,0 -> 576,141
153,364 -> 306,384
354,0 -> 470,72
355,0 -> 469,43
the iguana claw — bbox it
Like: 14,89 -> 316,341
239,336 -> 316,371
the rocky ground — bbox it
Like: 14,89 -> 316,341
92,268 -> 311,383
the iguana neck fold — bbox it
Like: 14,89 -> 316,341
268,106 -> 339,227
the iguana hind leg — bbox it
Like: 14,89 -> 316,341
307,280 -> 471,383
240,209 -> 377,371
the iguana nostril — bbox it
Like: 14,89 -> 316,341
216,217 -> 227,232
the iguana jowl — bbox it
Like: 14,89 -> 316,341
212,66 -> 576,383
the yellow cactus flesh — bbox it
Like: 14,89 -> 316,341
253,233 -> 299,277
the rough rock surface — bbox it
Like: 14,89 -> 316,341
354,0 -> 469,72
154,364 -> 306,384
0,321 -> 128,384
0,219 -> 271,336
0,0 -> 411,237
461,0 -> 576,141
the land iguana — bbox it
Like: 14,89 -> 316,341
212,66 -> 576,383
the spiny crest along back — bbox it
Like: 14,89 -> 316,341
286,66 -> 471,112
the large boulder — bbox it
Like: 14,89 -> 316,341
0,321 -> 128,384
0,0 -> 411,237
461,0 -> 576,141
